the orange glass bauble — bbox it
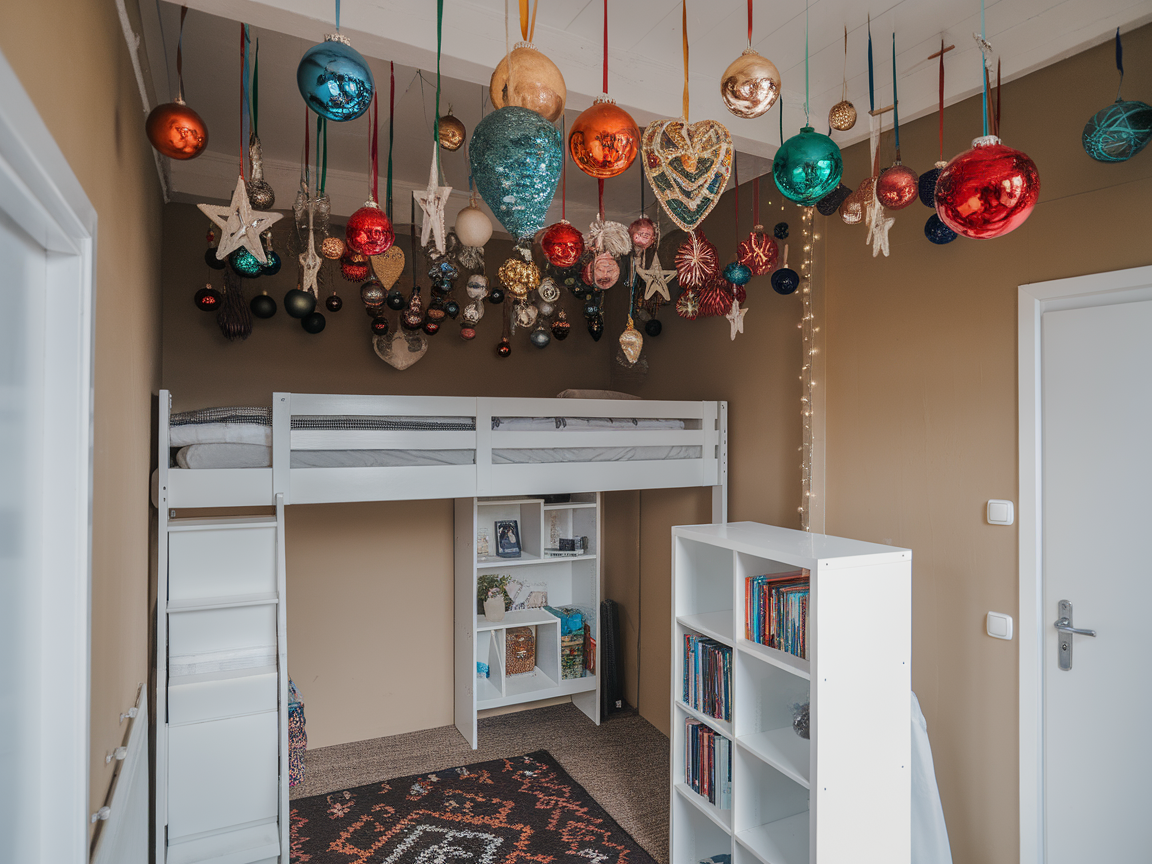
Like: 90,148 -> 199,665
146,99 -> 208,160
490,43 -> 567,123
569,96 -> 640,179
876,162 -> 919,210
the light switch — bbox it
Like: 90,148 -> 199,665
987,611 -> 1013,640
987,499 -> 1014,525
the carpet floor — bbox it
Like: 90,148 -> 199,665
289,750 -> 657,864
291,704 -> 670,863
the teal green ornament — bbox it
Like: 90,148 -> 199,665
469,107 -> 562,239
773,126 -> 843,206
230,248 -> 264,278
1082,100 -> 1152,163
297,34 -> 374,122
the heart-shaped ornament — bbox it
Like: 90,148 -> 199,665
373,331 -> 428,370
370,246 -> 406,289
641,118 -> 734,232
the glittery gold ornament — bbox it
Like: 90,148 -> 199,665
438,109 -> 467,151
321,236 -> 346,260
720,48 -> 781,119
829,100 -> 857,131
497,257 -> 540,299
490,43 -> 567,123
619,318 -> 643,365
370,245 -> 405,289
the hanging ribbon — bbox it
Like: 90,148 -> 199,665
995,59 -> 1001,137
840,25 -> 848,103
529,0 -> 539,41
239,23 -> 249,179
176,6 -> 188,101
303,104 -> 310,191
370,90 -> 379,203
682,0 -> 689,120
1115,27 -> 1124,99
804,1 -> 810,122
519,0 -> 530,40
980,0 -> 988,138
435,0 -> 444,181
867,15 -> 875,113
937,40 -> 944,162
732,153 -> 739,233
603,0 -> 610,94
778,95 -> 783,145
251,38 -> 259,138
561,115 -> 567,221
747,0 -> 753,45
387,62 -> 395,219
639,155 -> 644,215
335,0 -> 340,32
315,115 -> 328,194
891,33 -> 900,159
753,174 -> 760,226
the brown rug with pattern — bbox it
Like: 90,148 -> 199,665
289,750 -> 658,863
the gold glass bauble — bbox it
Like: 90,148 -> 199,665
438,111 -> 466,151
497,257 -> 540,299
321,236 -> 346,260
490,42 -> 567,123
719,48 -> 781,119
829,100 -> 857,131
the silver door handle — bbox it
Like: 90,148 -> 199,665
1054,617 -> 1096,637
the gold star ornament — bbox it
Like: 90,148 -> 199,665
198,175 -> 283,265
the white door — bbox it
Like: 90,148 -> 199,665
1040,297 -> 1152,861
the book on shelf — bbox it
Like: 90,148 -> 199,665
744,569 -> 810,659
684,718 -> 731,810
682,634 -> 732,722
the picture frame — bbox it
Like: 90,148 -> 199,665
495,519 -> 521,558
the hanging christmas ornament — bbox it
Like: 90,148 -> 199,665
628,217 -> 657,251
230,248 -> 263,278
876,164 -> 919,210
346,203 -> 394,256
371,316 -> 390,335
725,298 -> 748,340
386,288 -> 406,310
465,274 -> 490,300
374,331 -> 428,370
636,251 -> 676,302
194,285 -> 221,311
470,107 -> 562,239
489,287 -> 506,304
460,326 -> 477,340
284,287 -> 317,318
737,229 -> 777,276
325,293 -> 343,312
490,5 -> 567,123
204,231 -> 226,270
675,289 -> 700,320
774,127 -> 843,205
1083,30 -> 1152,162
249,292 -> 277,318
774,222 -> 789,239
296,0 -> 375,123
642,119 -> 734,232
247,138 -> 275,210
697,278 -> 734,318
569,97 -> 640,179
301,311 -> 326,333
498,257 -> 540,299
935,136 -> 1039,238
840,176 -> 875,225
437,107 -> 467,151
924,213 -> 957,244
771,245 -> 799,295
829,28 -> 856,131
413,143 -> 452,254
551,309 -> 571,340
370,246 -> 406,289
423,319 -> 441,336
583,252 -> 621,290
587,314 -> 604,341
587,218 -> 632,256
462,300 -> 484,325
146,9 -> 208,160
496,338 -> 512,357
675,231 -> 719,289
455,199 -> 494,248
444,299 -> 460,318
619,318 -> 643,365
529,324 -> 552,348
321,236 -> 345,259
816,183 -> 852,216
198,176 -> 283,265
217,269 -> 252,341
723,262 -> 752,286
340,251 -> 370,281
919,40 -> 950,208
259,231 -> 282,275
538,278 -> 561,303
644,318 -> 662,337
541,221 -> 585,268
721,52 -> 781,119
402,289 -> 425,330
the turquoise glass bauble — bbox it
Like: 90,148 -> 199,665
297,35 -> 374,122
469,107 -> 562,239
229,248 -> 263,278
1082,99 -> 1152,163
772,126 -> 843,206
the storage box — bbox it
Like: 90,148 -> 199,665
561,632 -> 584,679
506,627 -> 535,675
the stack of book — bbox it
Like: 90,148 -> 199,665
682,634 -> 732,722
745,570 -> 810,659
685,718 -> 732,810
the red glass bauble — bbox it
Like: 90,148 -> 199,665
675,231 -> 720,289
194,285 -> 221,311
146,100 -> 209,160
628,217 -> 657,251
422,319 -> 441,336
736,227 -> 778,276
568,96 -> 640,179
541,220 -> 585,267
345,203 -> 395,256
934,136 -> 1040,239
697,277 -> 735,318
876,163 -> 919,210
340,252 -> 370,282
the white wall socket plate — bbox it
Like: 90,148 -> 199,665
987,499 -> 1014,525
987,611 -> 1013,640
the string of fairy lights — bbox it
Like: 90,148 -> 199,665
798,207 -> 818,532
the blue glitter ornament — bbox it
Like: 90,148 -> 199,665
261,250 -> 282,276
918,164 -> 945,208
723,262 -> 752,286
1083,100 -> 1152,163
230,248 -> 264,278
924,214 -> 957,245
297,34 -> 375,122
469,107 -> 562,239
772,126 -> 843,206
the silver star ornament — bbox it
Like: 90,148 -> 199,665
726,298 -> 748,340
636,251 -> 677,302
413,144 -> 453,254
198,175 -> 283,265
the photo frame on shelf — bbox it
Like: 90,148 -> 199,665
476,528 -> 491,557
495,519 -> 521,558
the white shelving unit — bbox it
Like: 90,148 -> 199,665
670,522 -> 911,864
454,494 -> 601,748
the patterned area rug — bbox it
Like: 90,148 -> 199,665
290,750 -> 658,863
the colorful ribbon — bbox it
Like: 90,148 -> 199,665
867,16 -> 874,112
176,6 -> 187,101
747,0 -> 753,45
892,33 -> 900,157
938,41 -> 944,161
682,0 -> 689,120
387,62 -> 394,218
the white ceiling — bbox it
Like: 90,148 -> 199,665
135,0 -> 1152,228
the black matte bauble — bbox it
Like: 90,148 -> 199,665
385,288 -> 406,310
204,248 -> 226,270
644,318 -> 662,337
488,287 -> 506,304
249,293 -> 277,319
771,267 -> 800,295
325,294 -> 343,312
284,288 -> 317,318
587,313 -> 604,341
301,311 -> 326,333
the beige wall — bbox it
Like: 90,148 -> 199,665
823,25 -> 1152,864
0,0 -> 164,826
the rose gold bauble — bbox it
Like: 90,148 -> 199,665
569,96 -> 640,179
321,236 -> 346,260
720,48 -> 781,119
628,217 -> 657,251
840,176 -> 876,225
876,162 -> 919,210
490,42 -> 567,123
437,111 -> 467,151
934,136 -> 1040,239
146,99 -> 209,159
829,100 -> 857,131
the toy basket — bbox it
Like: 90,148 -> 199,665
506,626 -> 536,675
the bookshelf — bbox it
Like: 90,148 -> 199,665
454,494 -> 601,748
671,522 -> 911,864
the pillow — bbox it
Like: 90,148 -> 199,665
555,389 -> 640,400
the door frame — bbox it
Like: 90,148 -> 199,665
1017,264 -> 1152,863
0,47 -> 97,863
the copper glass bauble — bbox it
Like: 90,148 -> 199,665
340,251 -> 370,282
720,48 -> 781,119
146,99 -> 209,160
876,163 -> 919,210
934,136 -> 1040,239
541,221 -> 585,268
829,100 -> 857,132
737,228 -> 778,276
490,43 -> 567,123
628,217 -> 657,251
840,177 -> 876,225
438,111 -> 467,151
194,285 -> 221,311
345,202 -> 395,256
569,96 -> 640,179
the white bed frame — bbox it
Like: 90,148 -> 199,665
154,391 -> 728,864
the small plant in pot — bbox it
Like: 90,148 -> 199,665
477,573 -> 511,619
